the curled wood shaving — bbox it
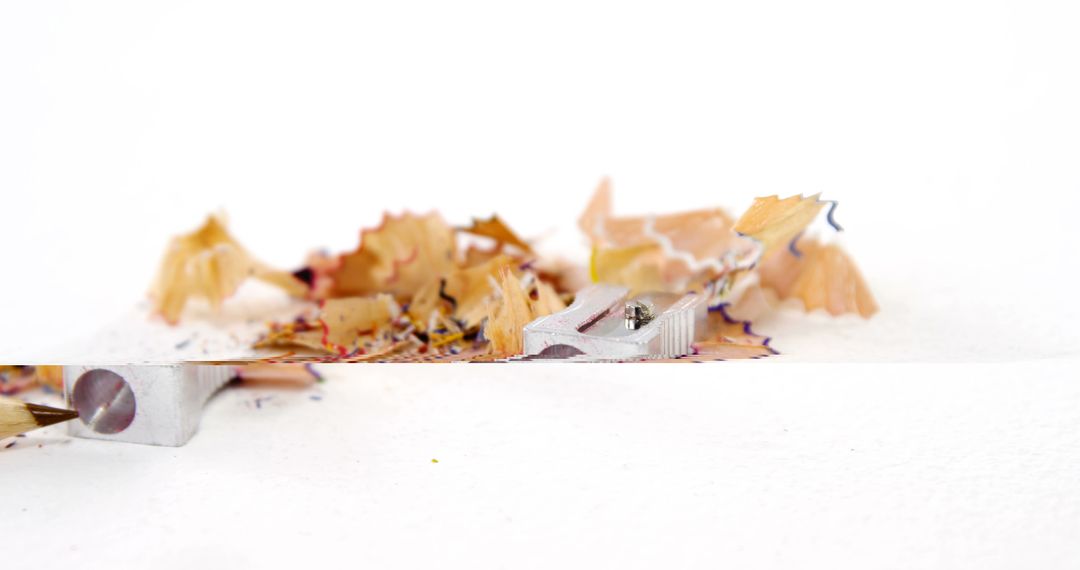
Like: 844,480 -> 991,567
234,363 -> 322,387
150,214 -> 306,323
484,268 -> 566,356
332,212 -> 456,300
256,294 -> 401,355
579,179 -> 759,296
408,254 -> 518,331
460,215 -> 533,253
733,194 -> 826,253
319,294 -> 401,353
758,240 -> 878,317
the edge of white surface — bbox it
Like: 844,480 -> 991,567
3,359 -> 1078,569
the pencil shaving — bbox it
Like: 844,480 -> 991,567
759,240 -> 878,317
460,215 -> 534,254
484,268 -> 566,356
0,366 -> 63,395
132,178 -> 878,364
150,214 -> 307,323
332,212 -> 457,300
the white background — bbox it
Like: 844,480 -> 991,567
1,1 -> 1079,568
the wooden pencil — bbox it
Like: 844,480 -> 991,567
0,396 -> 80,439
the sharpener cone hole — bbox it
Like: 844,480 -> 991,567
535,344 -> 585,359
73,369 -> 137,434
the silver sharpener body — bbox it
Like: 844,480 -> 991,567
522,284 -> 707,360
63,364 -> 233,447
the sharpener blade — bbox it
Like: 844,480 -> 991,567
522,284 -> 706,360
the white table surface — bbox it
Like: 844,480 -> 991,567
3,360 -> 1078,569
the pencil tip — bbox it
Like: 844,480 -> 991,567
25,403 -> 81,427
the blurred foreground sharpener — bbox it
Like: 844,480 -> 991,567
522,284 -> 707,359
63,364 -> 232,447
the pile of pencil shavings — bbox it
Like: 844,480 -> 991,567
149,179 -> 877,363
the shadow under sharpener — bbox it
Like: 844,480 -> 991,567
522,284 -> 707,360
63,364 -> 232,447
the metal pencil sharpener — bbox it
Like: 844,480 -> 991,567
522,284 -> 707,360
63,364 -> 233,447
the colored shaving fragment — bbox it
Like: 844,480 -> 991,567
1,366 -> 63,395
